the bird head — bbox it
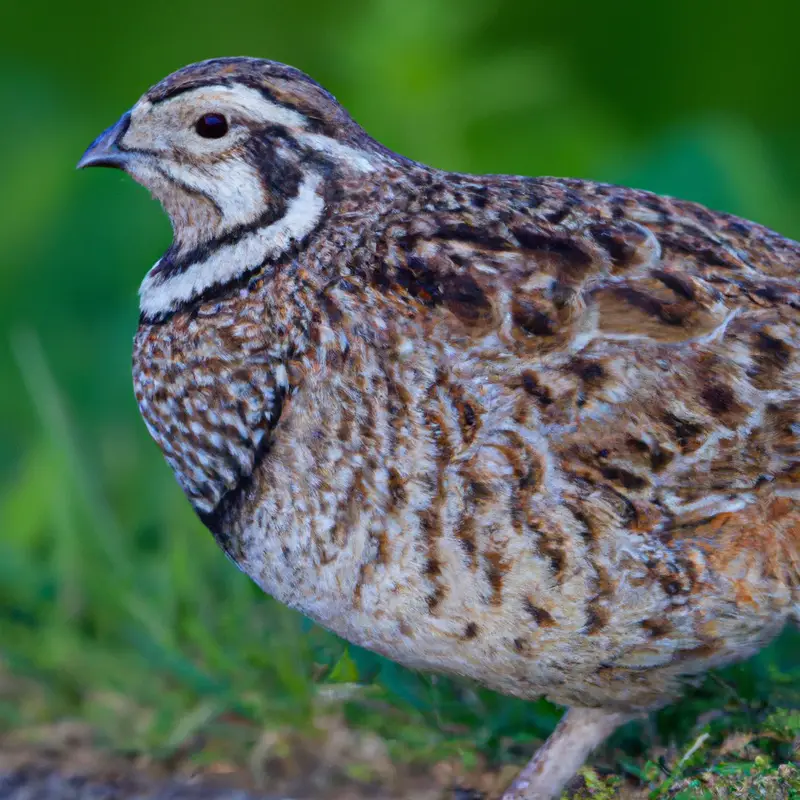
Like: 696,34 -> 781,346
78,58 -> 387,318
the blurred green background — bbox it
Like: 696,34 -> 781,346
2,0 -> 799,792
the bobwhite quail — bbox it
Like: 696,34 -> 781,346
78,58 -> 800,799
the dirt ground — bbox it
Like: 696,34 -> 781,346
0,721 -> 513,800
2,720 -> 798,799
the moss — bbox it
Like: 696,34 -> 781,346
666,762 -> 800,799
567,768 -> 624,799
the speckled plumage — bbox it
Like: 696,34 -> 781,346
81,58 -> 799,799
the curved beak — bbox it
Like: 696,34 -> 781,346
77,111 -> 132,170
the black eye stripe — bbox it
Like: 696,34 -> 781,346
195,113 -> 229,139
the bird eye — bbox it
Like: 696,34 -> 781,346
195,113 -> 229,139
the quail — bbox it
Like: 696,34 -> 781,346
78,58 -> 800,799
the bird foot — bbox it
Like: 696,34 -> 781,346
501,707 -> 636,800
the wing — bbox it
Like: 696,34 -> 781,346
368,173 -> 800,518
362,174 -> 799,694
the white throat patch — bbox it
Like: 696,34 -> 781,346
161,157 -> 268,231
139,172 -> 324,317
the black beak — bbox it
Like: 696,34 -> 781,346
76,111 -> 132,170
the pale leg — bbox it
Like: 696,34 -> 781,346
501,707 -> 636,800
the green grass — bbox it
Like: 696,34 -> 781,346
1,327 -> 798,798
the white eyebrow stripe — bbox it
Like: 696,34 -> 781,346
155,84 -> 310,129
135,84 -> 377,175
202,85 -> 309,128
295,132 -> 377,173
139,172 -> 324,317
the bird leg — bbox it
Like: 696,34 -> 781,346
501,707 -> 637,800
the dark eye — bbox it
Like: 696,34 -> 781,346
195,113 -> 228,139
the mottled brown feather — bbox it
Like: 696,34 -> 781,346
123,58 -> 800,725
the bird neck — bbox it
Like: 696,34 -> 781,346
138,167 -> 329,321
